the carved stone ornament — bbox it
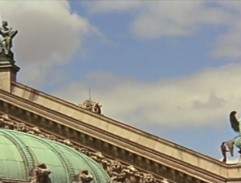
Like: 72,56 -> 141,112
0,114 -> 170,183
30,164 -> 52,183
79,99 -> 102,114
72,170 -> 93,183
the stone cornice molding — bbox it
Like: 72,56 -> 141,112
0,115 -> 167,183
0,83 -> 238,182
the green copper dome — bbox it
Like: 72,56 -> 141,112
0,129 -> 110,183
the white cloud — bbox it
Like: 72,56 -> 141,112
53,63 -> 241,127
85,1 -> 241,59
85,1 -> 229,38
130,2 -> 229,39
209,2 -> 241,59
0,1 -> 97,87
2,1 -> 241,128
212,23 -> 241,59
84,1 -> 144,13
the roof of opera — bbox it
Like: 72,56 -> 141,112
0,129 -> 110,183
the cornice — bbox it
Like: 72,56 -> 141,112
0,83 -> 239,182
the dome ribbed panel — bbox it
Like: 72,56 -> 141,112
0,130 -> 35,178
0,129 -> 110,183
54,142 -> 110,182
32,137 -> 75,183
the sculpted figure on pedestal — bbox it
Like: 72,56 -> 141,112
0,21 -> 17,55
221,111 -> 241,163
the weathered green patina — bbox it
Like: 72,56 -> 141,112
0,129 -> 110,183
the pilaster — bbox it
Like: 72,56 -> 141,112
0,52 -> 19,92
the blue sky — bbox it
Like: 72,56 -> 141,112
2,0 -> 241,162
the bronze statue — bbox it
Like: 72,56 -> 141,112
0,21 -> 17,55
221,111 -> 241,163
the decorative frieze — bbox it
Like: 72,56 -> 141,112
0,113 -> 174,183
0,101 -> 212,183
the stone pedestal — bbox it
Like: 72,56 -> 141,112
0,51 -> 19,92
